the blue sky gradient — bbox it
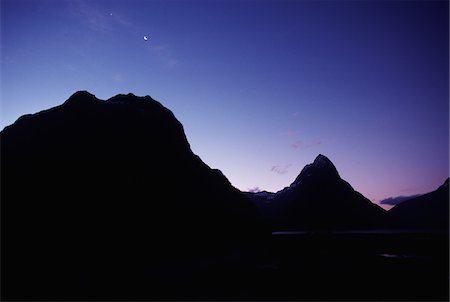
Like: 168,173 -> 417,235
1,0 -> 448,208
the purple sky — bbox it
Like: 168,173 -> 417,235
1,0 -> 448,209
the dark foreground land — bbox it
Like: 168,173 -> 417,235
151,230 -> 449,301
8,230 -> 446,301
259,230 -> 449,301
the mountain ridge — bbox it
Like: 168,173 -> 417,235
293,153 -> 341,184
2,91 -> 448,300
247,157 -> 448,232
388,178 -> 449,230
1,91 -> 266,299
246,154 -> 391,231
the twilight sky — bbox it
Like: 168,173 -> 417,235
1,0 -> 448,209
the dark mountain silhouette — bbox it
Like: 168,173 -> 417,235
389,178 -> 449,230
1,91 -> 266,299
247,154 -> 391,231
2,91 -> 448,300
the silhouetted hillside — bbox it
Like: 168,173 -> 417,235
1,91 -> 266,299
247,155 -> 391,231
2,92 -> 448,301
389,178 -> 449,230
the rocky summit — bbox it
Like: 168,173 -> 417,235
247,154 -> 391,231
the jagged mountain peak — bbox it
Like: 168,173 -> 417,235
292,154 -> 340,186
313,154 -> 335,168
63,91 -> 161,109
249,153 -> 389,231
106,93 -> 157,104
64,90 -> 100,106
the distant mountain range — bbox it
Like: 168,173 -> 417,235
1,91 -> 448,299
246,154 -> 448,231
246,154 -> 392,231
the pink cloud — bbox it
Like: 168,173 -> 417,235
291,140 -> 303,149
281,129 -> 298,137
270,164 -> 292,175
248,186 -> 262,193
291,140 -> 323,151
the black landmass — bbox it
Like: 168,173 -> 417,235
1,91 -> 448,300
246,154 -> 393,231
1,91 -> 266,299
389,178 -> 449,230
